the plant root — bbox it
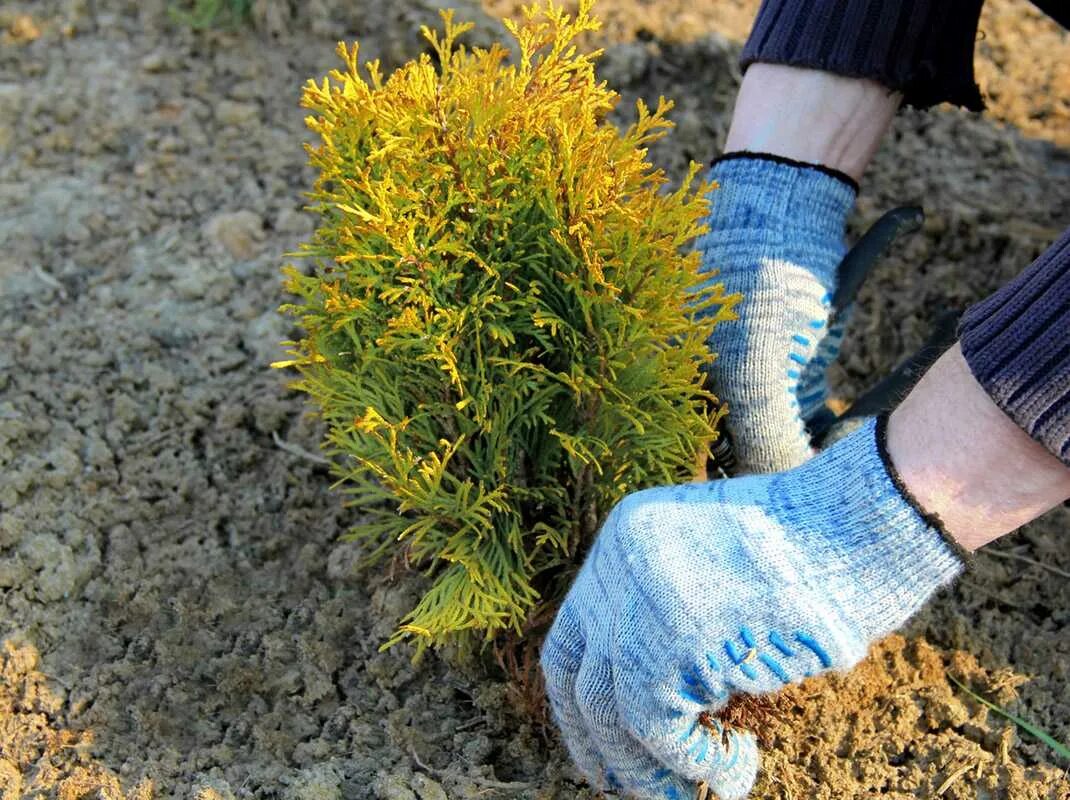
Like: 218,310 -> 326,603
712,691 -> 799,748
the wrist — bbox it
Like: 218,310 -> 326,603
786,417 -> 963,643
724,64 -> 900,183
887,344 -> 1070,551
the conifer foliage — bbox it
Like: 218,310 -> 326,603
278,0 -> 738,651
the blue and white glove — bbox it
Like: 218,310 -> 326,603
696,153 -> 858,474
541,418 -> 964,799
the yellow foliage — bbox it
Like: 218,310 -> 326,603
277,0 -> 738,652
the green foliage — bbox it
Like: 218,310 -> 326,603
277,0 -> 738,652
168,0 -> 252,29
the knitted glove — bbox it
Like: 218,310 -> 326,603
695,153 -> 857,474
541,417 -> 964,800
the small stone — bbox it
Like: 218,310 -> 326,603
140,50 -> 175,73
53,95 -> 81,124
0,83 -> 25,117
0,557 -> 28,588
325,540 -> 362,584
374,774 -> 417,800
173,264 -> 213,300
142,363 -> 179,393
0,756 -> 22,799
0,514 -> 26,548
215,100 -> 260,127
410,774 -> 447,800
275,207 -> 314,238
26,180 -> 92,244
227,80 -> 261,102
158,134 -> 187,153
44,446 -> 81,485
459,732 -> 493,764
252,396 -> 288,434
204,210 -> 265,260
285,764 -> 342,800
85,435 -> 113,469
20,535 -> 77,601
243,310 -> 288,367
6,14 -> 40,43
111,393 -> 142,427
193,779 -> 237,800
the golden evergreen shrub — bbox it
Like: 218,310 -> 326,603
277,0 -> 738,652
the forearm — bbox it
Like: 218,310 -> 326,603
725,0 -> 984,177
888,343 -> 1070,551
738,0 -> 985,111
724,64 -> 899,183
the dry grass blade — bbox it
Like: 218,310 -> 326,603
33,264 -> 68,297
935,762 -> 975,795
981,548 -> 1070,579
271,431 -> 330,465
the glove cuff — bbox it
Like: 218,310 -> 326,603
711,151 -> 859,193
789,416 -> 966,645
698,152 -> 857,292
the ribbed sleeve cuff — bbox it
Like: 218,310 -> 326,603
740,0 -> 986,111
959,228 -> 1070,466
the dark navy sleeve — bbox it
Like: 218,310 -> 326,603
958,230 -> 1070,467
740,0 -> 986,110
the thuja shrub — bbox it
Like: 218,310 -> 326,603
277,0 -> 738,652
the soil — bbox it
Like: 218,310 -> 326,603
0,1 -> 1068,798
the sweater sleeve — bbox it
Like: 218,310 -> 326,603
740,0 -> 986,111
958,228 -> 1070,467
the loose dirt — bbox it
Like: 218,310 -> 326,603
1,1 -> 1067,798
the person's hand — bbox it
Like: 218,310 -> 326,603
694,153 -> 856,474
540,417 -> 963,799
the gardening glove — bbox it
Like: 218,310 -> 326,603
694,152 -> 859,474
541,416 -> 964,800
